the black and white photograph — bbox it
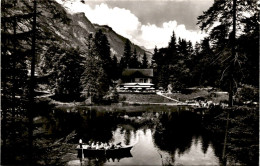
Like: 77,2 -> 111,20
1,0 -> 259,165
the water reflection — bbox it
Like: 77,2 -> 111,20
154,111 -> 201,158
152,111 -> 220,165
109,129 -> 162,166
3,102 -> 257,165
46,107 -> 220,166
160,139 -> 219,165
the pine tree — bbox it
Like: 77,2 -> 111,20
130,48 -> 139,68
151,46 -> 160,88
81,33 -> 110,103
237,13 -> 259,86
94,29 -> 112,85
197,0 -> 258,106
194,42 -> 201,55
120,39 -> 132,69
168,31 -> 177,51
166,31 -> 182,90
141,52 -> 148,68
187,41 -> 194,56
94,29 -> 111,64
197,0 -> 257,33
1,0 -> 33,115
81,55 -> 108,103
199,38 -> 220,86
155,48 -> 169,89
152,46 -> 158,67
177,38 -> 188,57
111,55 -> 120,80
54,48 -> 83,101
190,41 -> 203,86
1,0 -> 40,163
166,31 -> 178,65
157,64 -> 169,89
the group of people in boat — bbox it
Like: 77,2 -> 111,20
79,139 -> 122,150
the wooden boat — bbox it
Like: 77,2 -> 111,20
76,144 -> 133,158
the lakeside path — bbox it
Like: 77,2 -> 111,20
156,92 -> 186,104
122,101 -> 187,106
119,93 -> 189,106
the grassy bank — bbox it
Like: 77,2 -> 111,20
119,93 -> 176,103
166,89 -> 229,103
119,88 -> 229,104
42,88 -> 229,107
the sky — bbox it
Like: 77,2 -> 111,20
56,0 -> 214,49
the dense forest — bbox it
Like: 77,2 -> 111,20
151,0 -> 258,104
1,0 -> 153,103
1,0 -> 258,128
2,0 -> 258,105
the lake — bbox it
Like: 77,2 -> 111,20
2,103 -> 258,165
36,105 -> 236,166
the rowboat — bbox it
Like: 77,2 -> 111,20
76,144 -> 133,158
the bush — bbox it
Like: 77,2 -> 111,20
235,84 -> 259,103
120,96 -> 127,101
103,87 -> 119,103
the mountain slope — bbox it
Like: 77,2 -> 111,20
39,0 -> 152,62
93,24 -> 152,61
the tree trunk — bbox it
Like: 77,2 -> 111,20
228,0 -> 236,107
222,109 -> 230,166
28,0 -> 37,163
12,12 -> 17,121
2,0 -> 8,148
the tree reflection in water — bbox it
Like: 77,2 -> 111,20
71,108 -> 219,165
4,104 -> 256,165
59,107 -> 220,166
153,111 -> 210,164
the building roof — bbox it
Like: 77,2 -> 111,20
121,83 -> 154,87
122,69 -> 153,78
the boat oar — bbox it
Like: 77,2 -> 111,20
79,139 -> 84,159
82,148 -> 84,159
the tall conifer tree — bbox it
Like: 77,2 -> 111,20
130,48 -> 139,68
141,52 -> 148,68
120,39 -> 132,68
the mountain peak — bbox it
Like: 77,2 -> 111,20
46,1 -> 152,61
74,12 -> 85,17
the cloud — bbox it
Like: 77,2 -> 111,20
88,4 -> 141,40
56,0 -> 207,49
138,21 -> 206,48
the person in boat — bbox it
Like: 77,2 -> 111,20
86,141 -> 91,149
104,143 -> 109,150
108,142 -> 112,149
110,143 -> 115,149
111,143 -> 121,149
91,141 -> 96,149
116,142 -> 122,148
96,142 -> 100,149
79,139 -> 83,148
99,142 -> 104,149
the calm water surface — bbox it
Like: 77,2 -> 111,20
103,129 -> 219,166
41,106 -> 223,166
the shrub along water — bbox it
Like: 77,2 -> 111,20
203,106 -> 259,165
